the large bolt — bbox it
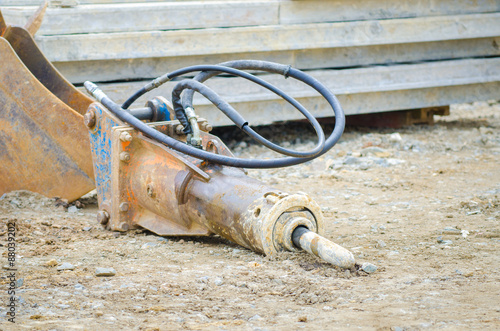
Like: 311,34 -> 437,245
83,110 -> 96,128
119,152 -> 131,162
119,132 -> 133,142
200,122 -> 213,132
175,125 -> 185,135
119,222 -> 129,231
97,210 -> 109,225
119,202 -> 129,212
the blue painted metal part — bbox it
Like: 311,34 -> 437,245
150,96 -> 175,122
88,103 -> 121,209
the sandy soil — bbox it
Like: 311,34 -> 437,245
0,101 -> 499,330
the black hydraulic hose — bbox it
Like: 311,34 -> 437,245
123,64 -> 326,158
178,60 -> 345,158
122,87 -> 146,110
181,60 -> 290,111
171,79 -> 324,158
86,61 -> 345,168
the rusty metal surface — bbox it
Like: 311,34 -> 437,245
88,103 -> 327,256
4,26 -> 94,115
24,1 -> 48,37
87,103 -> 357,268
0,24 -> 94,201
0,10 -> 6,37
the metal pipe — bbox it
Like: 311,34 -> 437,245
128,107 -> 153,120
292,226 -> 355,269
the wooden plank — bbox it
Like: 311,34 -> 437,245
280,0 -> 500,24
55,37 -> 500,84
1,2 -> 279,35
35,13 -> 500,62
3,0 -> 498,35
79,58 -> 500,126
0,0 -> 241,5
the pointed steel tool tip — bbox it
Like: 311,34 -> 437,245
292,226 -> 355,269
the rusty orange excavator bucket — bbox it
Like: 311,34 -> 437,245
0,10 -> 95,202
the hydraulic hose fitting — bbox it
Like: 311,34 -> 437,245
185,106 -> 202,147
84,81 -> 107,103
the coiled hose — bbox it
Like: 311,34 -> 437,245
85,60 -> 345,169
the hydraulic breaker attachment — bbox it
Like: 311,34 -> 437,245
87,101 -> 355,269
0,10 -> 95,202
84,58 -> 356,268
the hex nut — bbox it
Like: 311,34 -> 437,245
175,125 -> 185,135
119,132 -> 133,142
201,123 -> 213,132
119,202 -> 129,212
97,210 -> 109,225
119,152 -> 131,162
83,110 -> 96,128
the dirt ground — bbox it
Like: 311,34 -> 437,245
0,101 -> 499,330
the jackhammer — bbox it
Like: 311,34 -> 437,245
83,60 -> 355,269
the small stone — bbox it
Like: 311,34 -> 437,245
57,262 -> 75,271
213,277 -> 224,286
74,283 -> 85,291
45,259 -> 58,267
466,210 -> 481,215
141,242 -> 157,249
360,262 -> 378,274
375,240 -> 386,248
67,206 -> 78,213
298,316 -> 308,322
95,267 -> 116,277
389,133 -> 403,143
16,278 -> 24,288
83,226 -> 92,231
249,314 -> 262,321
344,156 -> 360,165
54,198 -> 69,208
157,237 -> 169,243
57,304 -> 71,309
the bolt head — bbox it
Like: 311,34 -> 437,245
119,132 -> 133,142
97,210 -> 109,225
83,110 -> 96,128
175,125 -> 185,135
119,222 -> 129,231
202,123 -> 213,132
119,152 -> 131,162
119,202 -> 129,212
